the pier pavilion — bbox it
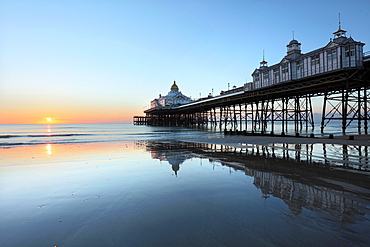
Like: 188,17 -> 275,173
150,81 -> 193,109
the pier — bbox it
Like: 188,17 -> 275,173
135,28 -> 370,135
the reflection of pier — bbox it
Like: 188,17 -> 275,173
148,142 -> 193,176
250,169 -> 366,220
237,142 -> 370,171
142,140 -> 370,223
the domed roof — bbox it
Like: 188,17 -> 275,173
288,39 -> 301,46
171,81 -> 178,90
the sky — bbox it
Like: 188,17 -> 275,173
1,0 -> 369,124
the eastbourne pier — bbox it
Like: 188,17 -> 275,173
134,25 -> 370,135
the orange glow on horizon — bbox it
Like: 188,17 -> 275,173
0,107 -> 143,124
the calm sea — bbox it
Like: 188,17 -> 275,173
0,121 -> 364,147
0,123 -> 224,147
1,123 -> 369,246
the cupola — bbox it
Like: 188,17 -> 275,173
286,39 -> 301,56
259,50 -> 268,69
259,59 -> 268,68
171,81 -> 179,90
333,14 -> 347,42
170,81 -> 179,93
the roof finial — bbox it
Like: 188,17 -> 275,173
263,49 -> 265,61
292,31 -> 295,40
338,13 -> 341,30
333,13 -> 346,38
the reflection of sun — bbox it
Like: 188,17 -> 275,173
46,144 -> 53,157
47,126 -> 51,135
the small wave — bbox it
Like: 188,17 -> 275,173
0,134 -> 92,138
0,139 -> 108,147
0,135 -> 12,138
0,142 -> 30,146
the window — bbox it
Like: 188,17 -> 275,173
296,60 -> 303,77
327,49 -> 337,61
282,63 -> 289,74
263,71 -> 269,80
345,45 -> 355,57
273,68 -> 280,82
254,74 -> 261,88
311,54 -> 320,66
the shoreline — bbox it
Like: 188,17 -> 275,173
182,134 -> 370,147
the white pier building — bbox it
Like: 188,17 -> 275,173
247,25 -> 365,91
150,81 -> 193,108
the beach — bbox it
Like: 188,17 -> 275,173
1,124 -> 370,246
183,133 -> 370,146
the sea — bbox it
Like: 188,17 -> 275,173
1,123 -> 369,246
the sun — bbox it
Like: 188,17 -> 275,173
41,117 -> 62,124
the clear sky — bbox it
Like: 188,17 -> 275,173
1,0 -> 369,124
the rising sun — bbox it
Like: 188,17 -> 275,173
46,117 -> 52,123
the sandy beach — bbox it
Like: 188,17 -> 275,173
1,124 -> 370,247
183,134 -> 370,147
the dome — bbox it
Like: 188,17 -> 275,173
171,81 -> 179,90
288,39 -> 300,46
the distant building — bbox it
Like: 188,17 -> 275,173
249,24 -> 365,90
150,81 -> 193,108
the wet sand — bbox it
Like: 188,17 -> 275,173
1,139 -> 370,246
2,124 -> 369,246
182,134 -> 370,147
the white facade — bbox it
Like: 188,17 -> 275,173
247,26 -> 365,91
150,81 -> 193,108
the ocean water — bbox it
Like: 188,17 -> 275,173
0,123 -> 223,147
1,123 -> 369,246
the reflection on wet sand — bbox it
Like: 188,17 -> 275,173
322,143 -> 369,170
151,149 -> 192,176
45,144 -> 52,157
144,140 -> 370,224
1,138 -> 369,246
